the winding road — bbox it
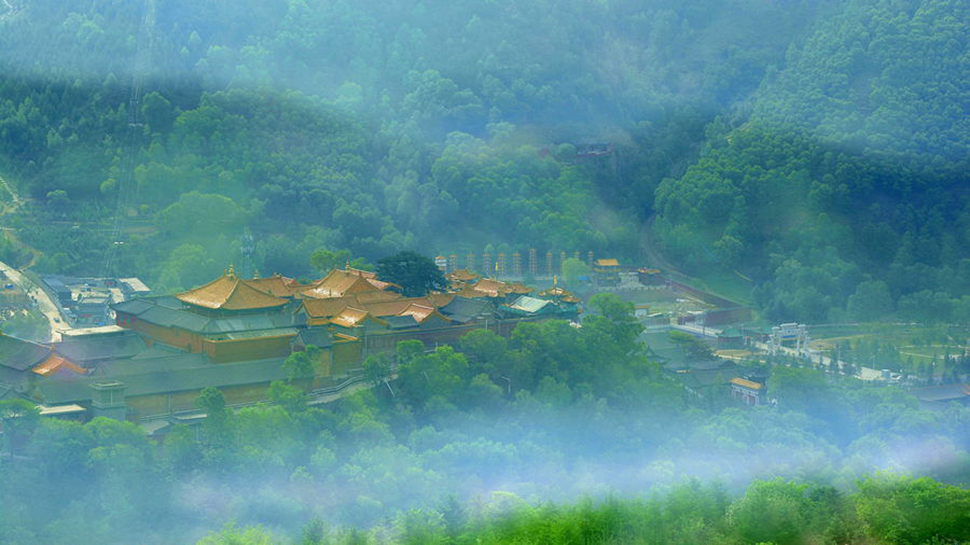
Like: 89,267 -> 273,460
0,171 -> 67,341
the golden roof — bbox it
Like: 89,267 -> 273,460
470,278 -> 507,297
730,377 -> 763,390
361,298 -> 426,317
400,303 -> 435,321
353,290 -> 405,304
447,269 -> 479,282
509,282 -> 534,295
458,284 -> 490,298
177,273 -> 289,310
299,293 -> 453,325
540,286 -> 569,296
345,267 -> 376,279
331,307 -> 369,328
299,270 -> 382,299
595,258 -> 620,267
539,286 -> 581,303
298,268 -> 400,299
365,277 -> 397,291
300,296 -> 357,319
32,354 -> 86,377
425,293 -> 456,307
244,275 -> 298,297
400,304 -> 449,324
344,267 -> 399,290
460,278 -> 533,298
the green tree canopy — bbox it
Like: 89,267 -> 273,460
376,251 -> 447,297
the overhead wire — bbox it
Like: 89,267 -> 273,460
99,0 -> 156,279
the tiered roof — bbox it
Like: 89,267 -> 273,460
126,264 -> 572,339
31,355 -> 87,377
299,293 -> 451,327
298,268 -> 398,299
459,278 -> 534,299
245,274 -> 300,298
538,286 -> 581,303
330,307 -> 370,328
446,269 -> 480,286
176,271 -> 289,311
729,377 -> 764,390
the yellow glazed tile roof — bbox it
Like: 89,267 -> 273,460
176,273 -> 289,310
730,377 -> 763,390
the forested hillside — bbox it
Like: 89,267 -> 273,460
0,0 -> 965,314
653,0 -> 969,322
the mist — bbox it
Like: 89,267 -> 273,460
0,0 -> 967,543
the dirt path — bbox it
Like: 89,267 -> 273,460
0,172 -> 23,212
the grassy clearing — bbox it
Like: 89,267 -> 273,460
897,345 -> 966,364
810,334 -> 869,350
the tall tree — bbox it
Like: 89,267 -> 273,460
376,251 -> 447,297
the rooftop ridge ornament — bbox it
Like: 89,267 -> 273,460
227,264 -> 236,278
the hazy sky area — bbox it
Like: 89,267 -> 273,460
0,0 -> 966,543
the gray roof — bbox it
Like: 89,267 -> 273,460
664,359 -> 737,373
54,332 -> 147,363
296,328 -> 334,348
0,334 -> 51,371
119,278 -> 151,293
96,351 -> 210,378
113,298 -> 155,315
36,352 -> 289,404
508,295 -> 553,314
114,296 -> 304,334
385,315 -> 419,329
681,368 -> 739,390
42,277 -> 71,293
439,297 -> 493,323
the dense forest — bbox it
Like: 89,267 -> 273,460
199,474 -> 970,544
0,0 -> 965,322
0,2 -> 967,541
0,298 -> 967,542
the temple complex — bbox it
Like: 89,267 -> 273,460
1,266 -> 581,426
